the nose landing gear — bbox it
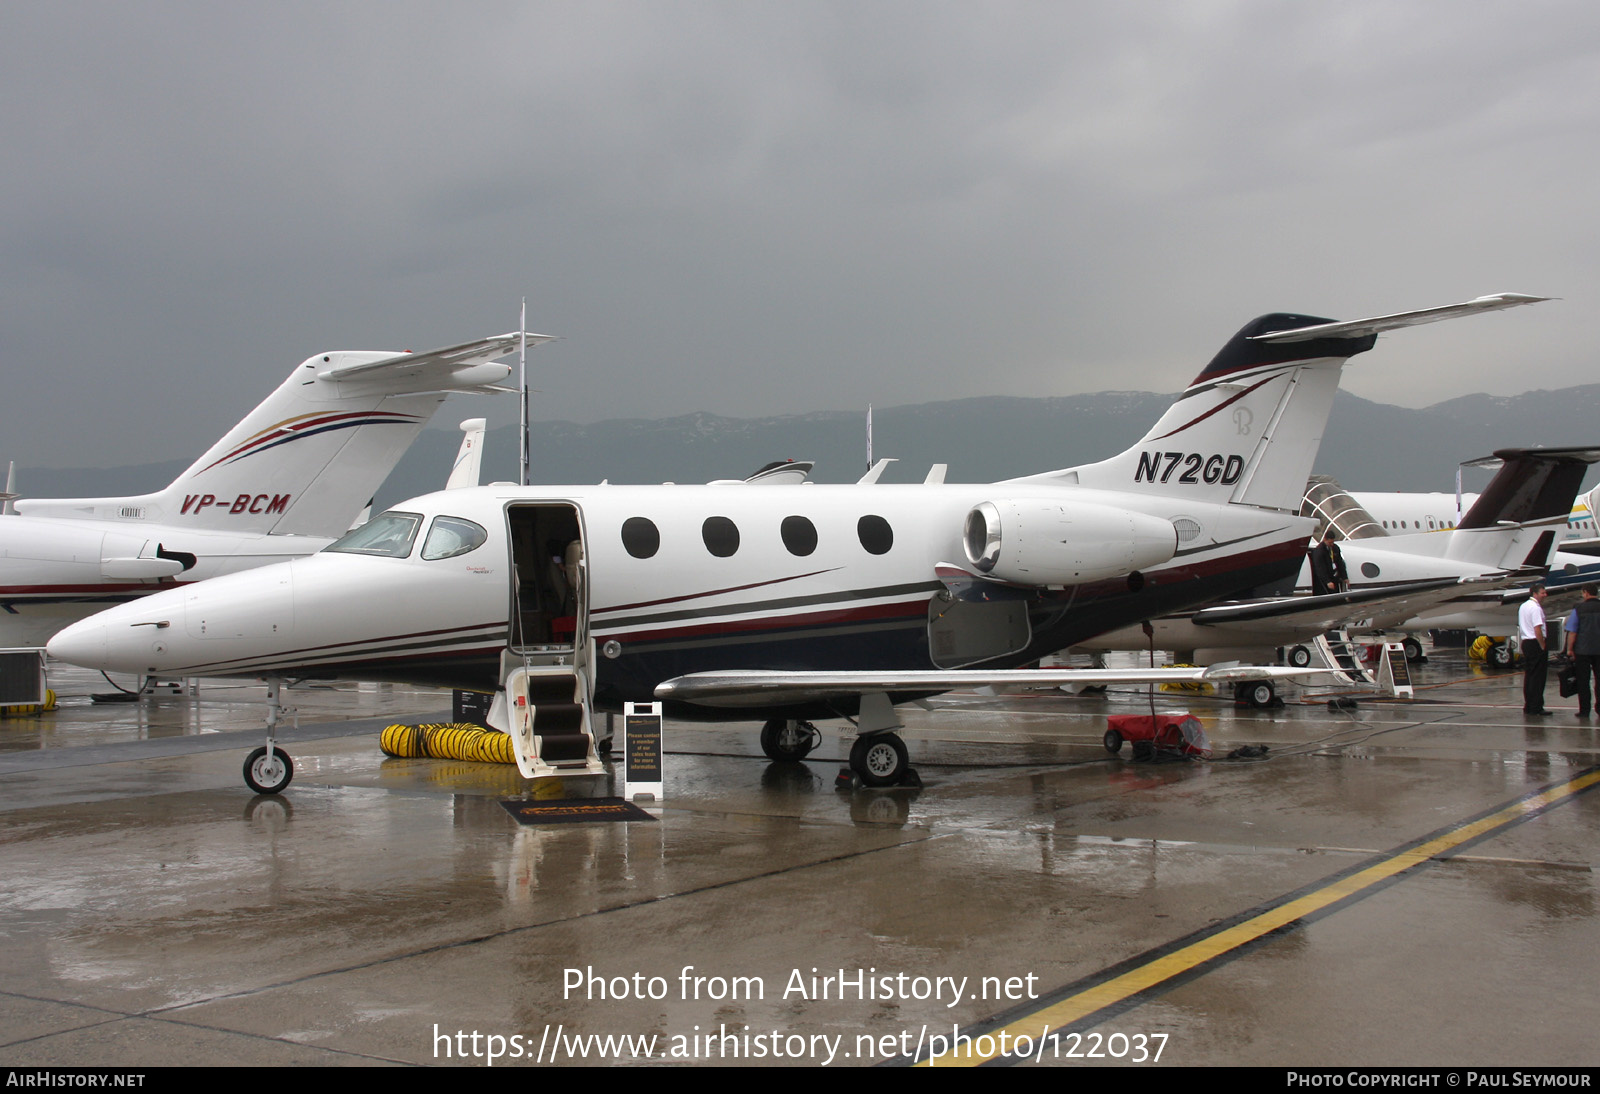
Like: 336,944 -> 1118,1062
243,678 -> 295,794
244,745 -> 294,794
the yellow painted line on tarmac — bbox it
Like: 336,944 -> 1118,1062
916,766 -> 1600,1067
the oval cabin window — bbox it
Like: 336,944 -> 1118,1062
702,516 -> 740,557
781,515 -> 818,556
857,515 -> 893,555
621,517 -> 660,559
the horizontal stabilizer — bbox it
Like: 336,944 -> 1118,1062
1250,294 -> 1549,344
318,331 -> 555,390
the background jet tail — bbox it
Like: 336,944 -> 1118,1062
15,332 -> 546,536
445,418 -> 487,490
1442,447 -> 1600,569
1016,294 -> 1546,513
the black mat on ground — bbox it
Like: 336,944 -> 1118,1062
500,797 -> 656,825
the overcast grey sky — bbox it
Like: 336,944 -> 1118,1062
4,1 -> 1597,468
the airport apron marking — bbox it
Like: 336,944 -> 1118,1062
903,765 -> 1600,1067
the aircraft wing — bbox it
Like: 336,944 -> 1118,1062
1250,293 -> 1549,344
655,665 -> 1320,708
1187,576 -> 1483,633
317,331 -> 555,387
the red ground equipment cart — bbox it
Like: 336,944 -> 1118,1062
1103,713 -> 1211,761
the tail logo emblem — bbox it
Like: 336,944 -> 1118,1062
1233,406 -> 1253,435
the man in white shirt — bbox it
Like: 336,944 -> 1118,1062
1519,583 -> 1552,716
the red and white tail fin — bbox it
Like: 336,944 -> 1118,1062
15,333 -> 548,536
1018,294 -> 1547,513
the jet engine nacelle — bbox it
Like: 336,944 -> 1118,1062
964,498 -> 1178,585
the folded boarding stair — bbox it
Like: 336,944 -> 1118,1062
505,665 -> 605,780
1314,629 -> 1377,686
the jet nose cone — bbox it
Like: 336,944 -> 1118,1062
47,620 -> 109,669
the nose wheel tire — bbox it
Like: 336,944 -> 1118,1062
760,718 -> 819,761
1288,645 -> 1313,668
244,746 -> 294,795
849,733 -> 909,787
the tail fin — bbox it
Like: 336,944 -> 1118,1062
1026,294 -> 1548,511
1445,447 -> 1600,568
445,418 -> 487,490
15,332 -> 548,536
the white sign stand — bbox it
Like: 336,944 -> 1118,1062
621,701 -> 664,802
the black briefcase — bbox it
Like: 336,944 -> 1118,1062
1558,662 -> 1580,698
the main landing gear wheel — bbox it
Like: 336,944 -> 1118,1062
1103,729 -> 1124,755
850,733 -> 909,787
760,718 -> 819,762
1486,640 -> 1511,669
1288,645 -> 1313,668
1239,681 -> 1276,708
243,746 -> 294,795
1403,636 -> 1425,663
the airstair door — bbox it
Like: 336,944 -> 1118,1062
507,503 -> 587,657
502,503 -> 602,778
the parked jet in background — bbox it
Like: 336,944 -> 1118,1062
48,294 -> 1546,791
1325,462 -> 1600,650
0,333 -> 544,647
1351,482 -> 1600,544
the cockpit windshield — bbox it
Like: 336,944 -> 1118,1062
323,512 -> 423,558
421,516 -> 488,560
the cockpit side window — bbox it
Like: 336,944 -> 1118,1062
324,512 -> 423,558
421,516 -> 488,560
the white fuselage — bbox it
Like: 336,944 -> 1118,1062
47,481 -> 1313,716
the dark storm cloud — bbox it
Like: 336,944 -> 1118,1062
3,1 -> 1598,468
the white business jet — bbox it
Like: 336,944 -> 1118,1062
0,333 -> 543,647
48,294 -> 1544,792
1330,463 -> 1600,648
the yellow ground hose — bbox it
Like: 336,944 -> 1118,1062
380,722 -> 515,765
1,689 -> 57,717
